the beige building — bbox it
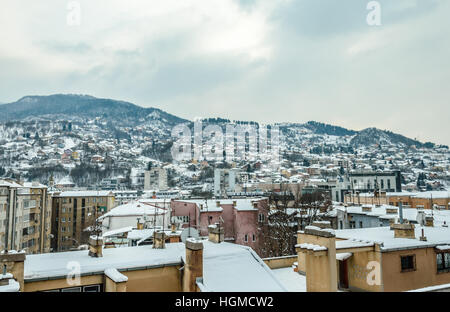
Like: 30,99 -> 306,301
51,191 -> 115,252
295,219 -> 450,292
345,191 -> 450,210
0,225 -> 286,292
0,180 -> 52,254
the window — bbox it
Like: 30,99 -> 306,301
349,221 -> 356,229
387,180 -> 391,190
339,221 -> 343,229
244,234 -> 248,242
359,221 -> 363,228
380,179 -> 384,189
437,252 -> 450,273
401,255 -> 416,272
252,234 -> 256,242
258,213 -> 265,223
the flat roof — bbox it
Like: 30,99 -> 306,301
24,241 -> 286,292
335,226 -> 450,251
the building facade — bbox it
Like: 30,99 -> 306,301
50,191 -> 115,251
0,180 -> 51,254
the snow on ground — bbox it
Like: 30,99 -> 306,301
271,267 -> 306,292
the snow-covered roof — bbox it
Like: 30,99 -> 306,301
99,202 -> 166,219
55,191 -> 113,197
412,191 -> 450,199
24,241 -> 286,292
334,204 -> 450,226
335,226 -> 450,251
0,278 -> 20,292
103,226 -> 134,238
104,268 -> 128,283
173,198 -> 267,212
0,180 -> 23,188
271,268 -> 306,292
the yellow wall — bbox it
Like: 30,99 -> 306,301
263,256 -> 297,269
24,264 -> 182,292
382,248 -> 450,292
346,247 -> 383,292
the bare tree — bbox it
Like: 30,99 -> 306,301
298,190 -> 332,231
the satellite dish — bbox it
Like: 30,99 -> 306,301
180,227 -> 199,243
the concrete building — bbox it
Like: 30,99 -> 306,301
50,191 -> 115,252
213,168 -> 238,197
295,219 -> 450,292
0,180 -> 52,254
345,191 -> 450,210
171,198 -> 269,254
333,170 -> 402,203
99,200 -> 171,236
144,168 -> 168,191
0,226 -> 286,292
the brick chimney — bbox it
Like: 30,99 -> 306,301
252,202 -> 258,209
312,221 -> 332,229
215,201 -> 220,208
208,223 -> 224,243
362,205 -> 372,212
232,200 -> 237,207
0,251 -> 25,291
183,238 -> 203,292
390,223 -> 415,239
153,230 -> 166,249
88,236 -> 103,257
137,217 -> 144,230
425,216 -> 434,227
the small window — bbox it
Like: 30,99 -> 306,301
401,255 -> 416,272
359,221 -> 363,228
252,234 -> 256,242
258,213 -> 265,223
61,287 -> 82,292
244,234 -> 248,242
437,252 -> 450,273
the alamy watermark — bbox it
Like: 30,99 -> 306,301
67,1 -> 81,26
66,261 -> 81,286
367,1 -> 382,26
171,121 -> 282,170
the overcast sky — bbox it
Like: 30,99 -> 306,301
0,0 -> 449,145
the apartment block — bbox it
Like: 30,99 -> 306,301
0,180 -> 51,254
51,191 -> 115,252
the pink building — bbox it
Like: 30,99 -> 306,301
170,198 -> 269,253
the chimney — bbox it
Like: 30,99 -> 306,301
419,228 -> 427,241
208,223 -> 224,243
88,236 -> 103,257
215,201 -> 220,208
362,205 -> 372,212
232,200 -> 237,207
137,217 -> 144,230
312,221 -> 332,229
253,202 -> 258,209
153,230 -> 166,249
390,223 -> 415,239
183,238 -> 203,292
0,251 -> 25,291
171,223 -> 177,233
443,221 -> 448,228
425,216 -> 434,227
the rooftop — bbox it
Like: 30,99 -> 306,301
24,241 -> 286,292
335,226 -> 450,251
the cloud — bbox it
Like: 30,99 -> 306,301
0,0 -> 449,145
